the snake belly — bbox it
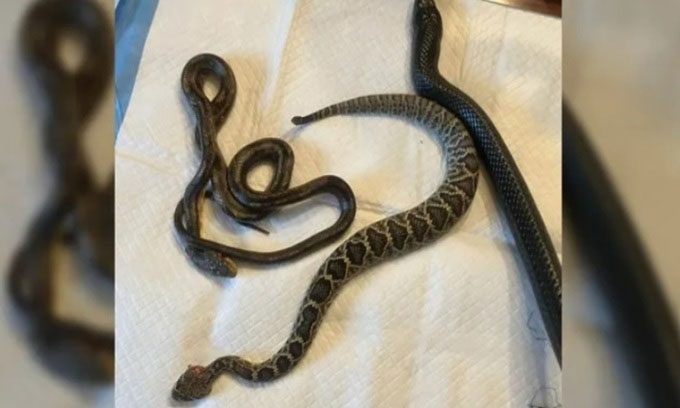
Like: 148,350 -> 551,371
172,94 -> 479,401
411,0 -> 562,363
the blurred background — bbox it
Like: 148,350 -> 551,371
0,0 -> 113,406
564,0 -> 679,406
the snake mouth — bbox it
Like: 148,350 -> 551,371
171,387 -> 191,402
171,372 -> 192,402
185,245 -> 237,278
171,391 -> 202,403
171,365 -> 214,402
171,381 -> 201,402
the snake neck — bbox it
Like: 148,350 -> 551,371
411,0 -> 444,88
208,354 -> 293,383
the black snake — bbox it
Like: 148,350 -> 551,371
411,0 -> 562,363
172,93 -> 479,401
7,0 -> 113,382
174,54 -> 357,277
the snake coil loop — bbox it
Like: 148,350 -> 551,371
7,0 -> 114,383
174,54 -> 356,277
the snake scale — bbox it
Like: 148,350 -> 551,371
172,94 -> 479,401
7,0 -> 114,382
174,54 -> 356,277
412,0 -> 562,363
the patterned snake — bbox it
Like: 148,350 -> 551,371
172,93 -> 479,400
411,0 -> 562,363
174,54 -> 356,277
7,0 -> 114,382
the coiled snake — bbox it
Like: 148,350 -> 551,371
174,54 -> 357,277
7,0 -> 113,382
412,0 -> 562,363
172,91 -> 479,400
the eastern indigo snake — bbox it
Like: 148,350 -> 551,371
173,88 -> 479,400
7,0 -> 114,382
412,0 -> 562,364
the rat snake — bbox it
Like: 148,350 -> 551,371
411,0 -> 562,363
7,0 -> 113,382
174,54 -> 356,277
172,92 -> 479,401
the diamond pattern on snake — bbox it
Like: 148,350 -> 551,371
173,93 -> 479,401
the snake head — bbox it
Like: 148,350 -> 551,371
412,0 -> 444,82
186,246 -> 237,277
415,0 -> 436,10
413,0 -> 442,30
172,365 -> 213,401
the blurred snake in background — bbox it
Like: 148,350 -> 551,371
7,0 -> 114,382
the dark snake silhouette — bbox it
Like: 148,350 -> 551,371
172,89 -> 479,399
7,0 -> 113,382
411,0 -> 562,363
174,54 -> 357,277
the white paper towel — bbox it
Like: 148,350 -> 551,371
115,0 -> 561,406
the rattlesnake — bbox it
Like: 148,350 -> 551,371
172,94 -> 479,401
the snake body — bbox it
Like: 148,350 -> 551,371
7,0 -> 114,382
411,0 -> 562,363
172,94 -> 479,401
174,54 -> 356,277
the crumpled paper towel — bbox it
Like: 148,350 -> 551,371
115,0 -> 561,406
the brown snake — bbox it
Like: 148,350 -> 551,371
173,94 -> 480,401
174,54 -> 357,277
